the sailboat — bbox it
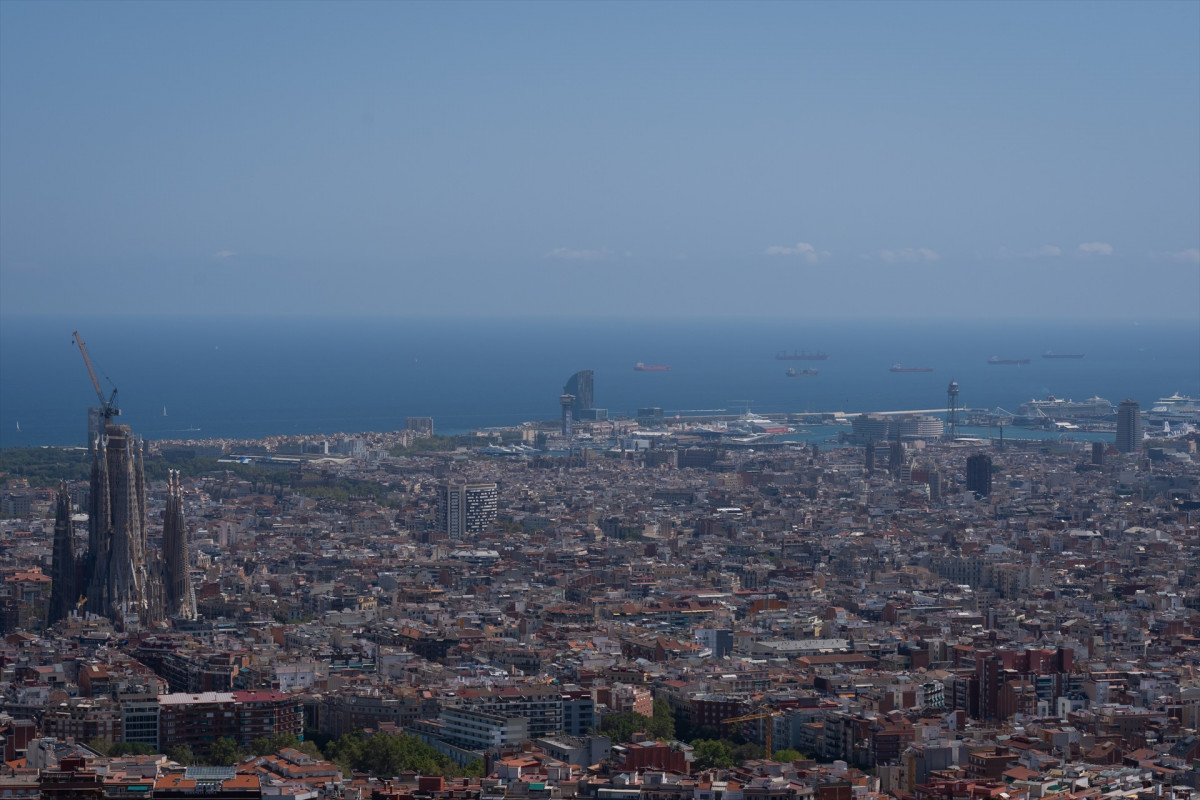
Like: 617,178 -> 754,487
14,421 -> 19,432
162,406 -> 168,417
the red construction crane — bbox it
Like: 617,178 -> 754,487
71,330 -> 119,420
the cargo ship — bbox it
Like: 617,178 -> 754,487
1042,351 -> 1085,359
786,367 -> 818,377
634,362 -> 670,371
988,356 -> 1030,365
777,349 -> 828,361
890,364 -> 933,373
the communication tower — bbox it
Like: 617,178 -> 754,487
946,380 -> 960,441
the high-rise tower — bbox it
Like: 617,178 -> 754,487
560,394 -> 575,437
162,470 -> 196,620
563,371 -> 593,416
966,453 -> 993,498
1116,399 -> 1141,453
47,482 -> 77,627
437,482 -> 498,539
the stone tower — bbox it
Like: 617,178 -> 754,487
47,482 -> 78,626
162,470 -> 196,620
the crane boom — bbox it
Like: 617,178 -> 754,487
72,330 -> 119,418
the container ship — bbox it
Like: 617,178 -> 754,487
890,364 -> 933,373
1042,351 -> 1085,359
786,367 -> 819,377
988,356 -> 1030,365
634,362 -> 670,371
776,349 -> 828,360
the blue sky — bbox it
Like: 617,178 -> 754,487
1,0 -> 1197,319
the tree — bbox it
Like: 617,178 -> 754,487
207,737 -> 246,767
168,745 -> 196,766
691,739 -> 733,770
650,699 -> 676,740
86,737 -> 115,756
111,742 -> 158,757
601,711 -> 653,743
772,749 -> 805,763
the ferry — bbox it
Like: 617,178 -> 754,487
634,362 -> 670,371
890,364 -> 933,373
786,367 -> 818,377
988,356 -> 1030,365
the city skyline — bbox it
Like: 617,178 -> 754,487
1,1 -> 1197,320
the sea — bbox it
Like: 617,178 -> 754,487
1,315 -> 1197,449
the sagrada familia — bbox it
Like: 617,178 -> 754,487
48,418 -> 196,630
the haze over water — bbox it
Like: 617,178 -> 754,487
2,315 -> 1195,448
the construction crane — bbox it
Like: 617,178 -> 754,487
723,708 -> 783,757
71,330 -> 119,420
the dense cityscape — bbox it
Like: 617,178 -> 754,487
0,368 -> 1197,800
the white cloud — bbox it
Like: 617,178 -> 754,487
1025,245 -> 1061,258
879,247 -> 940,263
1170,248 -> 1200,263
1076,242 -> 1113,256
214,250 -> 236,259
764,242 -> 831,263
545,247 -> 608,261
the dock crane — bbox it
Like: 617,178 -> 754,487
71,330 -> 120,420
723,708 -> 783,757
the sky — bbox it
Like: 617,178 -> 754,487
1,0 -> 1198,320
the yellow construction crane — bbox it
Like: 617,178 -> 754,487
723,708 -> 783,757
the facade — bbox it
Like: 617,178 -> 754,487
1116,399 -> 1141,453
159,691 -> 302,754
438,706 -> 528,752
437,482 -> 499,539
966,453 -> 992,498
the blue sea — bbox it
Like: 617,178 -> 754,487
1,315 -> 1197,449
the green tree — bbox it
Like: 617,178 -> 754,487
772,749 -> 804,763
86,737 -> 115,756
650,699 -> 675,740
168,745 -> 196,766
601,711 -> 653,743
691,739 -> 734,770
207,737 -> 246,767
111,742 -> 159,757
730,741 -> 763,763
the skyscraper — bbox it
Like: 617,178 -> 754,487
162,470 -> 196,620
563,371 -> 593,416
966,453 -> 993,498
84,422 -> 163,628
47,482 -> 77,627
560,394 -> 575,437
437,482 -> 498,539
1116,399 -> 1141,453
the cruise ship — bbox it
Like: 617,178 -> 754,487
1146,393 -> 1200,424
1016,395 -> 1116,420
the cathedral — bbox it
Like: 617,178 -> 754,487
48,417 -> 195,629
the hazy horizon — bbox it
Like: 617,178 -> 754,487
2,0 -> 1197,320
